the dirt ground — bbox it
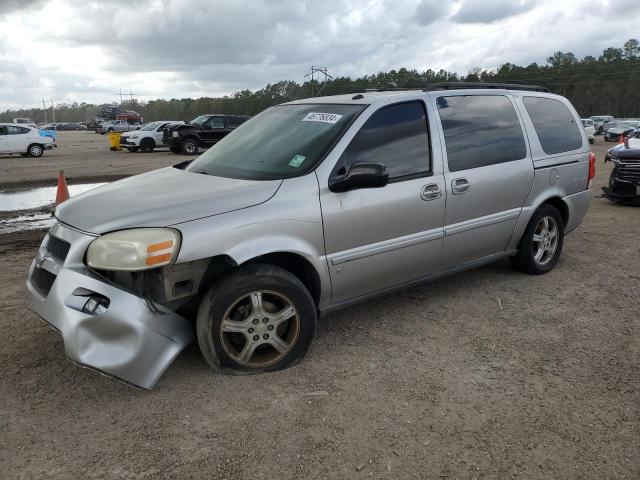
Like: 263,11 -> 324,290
0,131 -> 187,189
0,135 -> 638,479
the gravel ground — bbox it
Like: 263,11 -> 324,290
0,138 -> 638,479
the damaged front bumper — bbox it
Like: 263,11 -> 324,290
25,221 -> 194,389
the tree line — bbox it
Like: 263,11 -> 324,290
2,38 -> 638,123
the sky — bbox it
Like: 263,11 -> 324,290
0,0 -> 638,111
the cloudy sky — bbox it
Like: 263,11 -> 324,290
0,0 -> 638,110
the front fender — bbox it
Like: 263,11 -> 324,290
173,174 -> 331,307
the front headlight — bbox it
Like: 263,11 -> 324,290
86,228 -> 181,271
172,131 -> 179,137
129,135 -> 138,139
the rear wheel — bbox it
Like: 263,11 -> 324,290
27,143 -> 44,157
140,138 -> 155,153
196,264 -> 317,374
180,138 -> 198,155
510,204 -> 564,275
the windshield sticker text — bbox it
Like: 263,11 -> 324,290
302,112 -> 343,124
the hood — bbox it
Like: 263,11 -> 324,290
608,138 -> 640,159
55,167 -> 282,234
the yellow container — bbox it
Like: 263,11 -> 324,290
108,131 -> 122,151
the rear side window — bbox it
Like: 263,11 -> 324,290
523,96 -> 582,154
338,101 -> 431,180
436,95 -> 526,172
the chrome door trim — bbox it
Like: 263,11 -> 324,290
445,208 -> 521,237
330,228 -> 444,265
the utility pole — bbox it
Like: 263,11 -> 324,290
304,66 -> 334,97
114,89 -> 139,104
50,99 -> 56,123
42,98 -> 48,123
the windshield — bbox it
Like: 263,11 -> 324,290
186,104 -> 365,180
607,122 -> 622,129
139,122 -> 162,131
191,115 -> 209,126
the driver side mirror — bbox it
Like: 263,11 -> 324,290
329,162 -> 389,193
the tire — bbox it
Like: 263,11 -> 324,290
510,204 -> 565,275
196,264 -> 317,375
140,138 -> 155,153
107,128 -> 114,133
589,137 -> 595,145
27,144 -> 44,158
180,138 -> 199,155
126,147 -> 139,152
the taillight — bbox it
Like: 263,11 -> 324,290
587,151 -> 596,189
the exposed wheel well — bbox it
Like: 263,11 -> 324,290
244,253 -> 321,308
195,252 -> 322,309
542,197 -> 569,226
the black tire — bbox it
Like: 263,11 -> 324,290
196,264 -> 317,375
126,147 -> 139,152
140,138 -> 155,153
589,137 -> 595,145
180,138 -> 199,155
27,143 -> 44,158
510,204 -> 565,275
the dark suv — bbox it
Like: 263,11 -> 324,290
164,114 -> 250,154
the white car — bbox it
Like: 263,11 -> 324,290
0,123 -> 55,157
581,118 -> 595,144
119,120 -> 184,152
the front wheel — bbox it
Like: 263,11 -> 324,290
140,138 -> 155,153
126,147 -> 139,152
180,138 -> 198,155
196,264 -> 317,374
510,204 -> 565,275
27,144 -> 44,157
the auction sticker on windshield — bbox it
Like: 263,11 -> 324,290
302,112 -> 343,124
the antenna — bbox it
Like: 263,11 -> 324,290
304,66 -> 334,97
114,89 -> 139,104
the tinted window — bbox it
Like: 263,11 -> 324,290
523,96 -> 582,154
437,95 -> 526,172
207,117 -> 225,129
338,101 -> 430,180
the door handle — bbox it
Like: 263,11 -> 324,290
420,183 -> 441,201
451,178 -> 470,195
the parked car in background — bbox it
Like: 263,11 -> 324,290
603,129 -> 640,203
13,117 -> 35,125
163,114 -> 249,154
581,118 -> 595,144
97,120 -> 143,134
120,121 -> 184,152
604,120 -> 640,142
591,115 -> 614,134
25,84 -> 594,389
0,123 -> 55,157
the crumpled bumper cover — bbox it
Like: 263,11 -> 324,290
25,222 -> 194,389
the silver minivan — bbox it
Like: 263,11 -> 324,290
26,84 -> 594,389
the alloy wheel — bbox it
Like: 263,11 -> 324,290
219,290 -> 300,367
532,216 -> 558,266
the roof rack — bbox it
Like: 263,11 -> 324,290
426,82 -> 549,93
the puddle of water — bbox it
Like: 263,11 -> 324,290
0,183 -> 106,212
0,213 -> 55,234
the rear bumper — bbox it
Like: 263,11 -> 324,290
563,189 -> 592,234
25,222 -> 194,389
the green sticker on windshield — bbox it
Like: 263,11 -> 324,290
289,155 -> 306,168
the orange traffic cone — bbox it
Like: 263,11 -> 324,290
56,170 -> 70,205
